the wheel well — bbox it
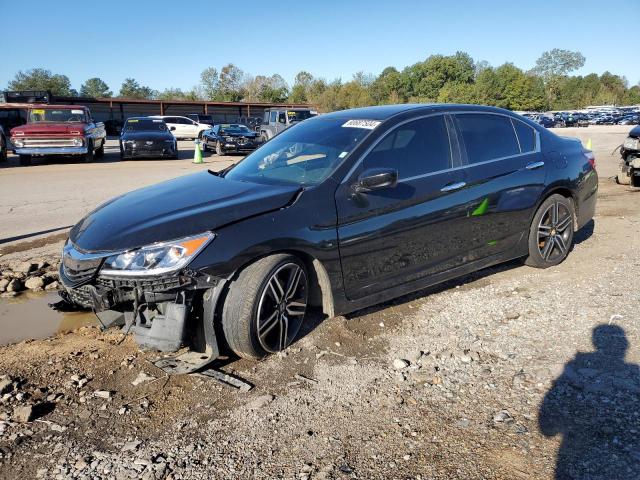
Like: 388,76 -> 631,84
539,187 -> 578,226
229,249 -> 335,318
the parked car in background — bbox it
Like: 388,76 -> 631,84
120,117 -> 178,160
536,116 -> 556,128
0,126 -> 6,162
186,113 -> 215,126
60,104 -> 597,362
10,105 -> 106,165
150,115 -> 212,140
201,123 -> 261,155
260,107 -> 317,141
618,115 -> 640,125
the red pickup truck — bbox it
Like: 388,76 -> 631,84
10,105 -> 106,165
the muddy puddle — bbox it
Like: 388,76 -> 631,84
0,292 -> 98,346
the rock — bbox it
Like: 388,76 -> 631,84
392,358 -> 410,370
25,276 -> 45,291
0,291 -> 18,298
0,379 -> 13,395
493,410 -> 513,424
15,262 -> 36,274
13,405 -> 36,423
0,278 -> 9,292
121,440 -> 142,452
45,281 -> 59,291
131,372 -> 156,386
74,459 -> 88,470
6,278 -> 23,293
94,390 -> 112,400
247,394 -> 274,410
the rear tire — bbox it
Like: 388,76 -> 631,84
19,155 -> 32,166
525,194 -> 574,268
222,254 -> 309,359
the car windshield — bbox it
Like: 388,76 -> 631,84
219,124 -> 252,134
124,119 -> 167,131
28,108 -> 86,123
224,117 -> 375,186
287,110 -> 316,123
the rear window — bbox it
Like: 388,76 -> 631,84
512,119 -> 536,153
456,113 -> 520,164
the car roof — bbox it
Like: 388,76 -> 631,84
126,117 -> 165,121
318,103 -> 516,121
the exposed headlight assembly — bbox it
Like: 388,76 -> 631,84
71,137 -> 84,146
101,232 -> 214,276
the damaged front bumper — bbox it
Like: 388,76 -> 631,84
58,259 -> 225,363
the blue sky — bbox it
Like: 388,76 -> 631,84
2,0 -> 638,93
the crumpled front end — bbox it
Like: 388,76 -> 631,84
58,241 -> 222,354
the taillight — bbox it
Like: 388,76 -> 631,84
583,150 -> 596,169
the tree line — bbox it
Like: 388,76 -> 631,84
6,49 -> 640,112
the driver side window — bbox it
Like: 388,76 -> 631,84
363,115 -> 452,179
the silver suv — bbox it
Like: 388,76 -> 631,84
260,108 -> 317,141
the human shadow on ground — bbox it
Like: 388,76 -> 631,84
539,324 -> 640,479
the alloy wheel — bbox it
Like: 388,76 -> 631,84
537,201 -> 573,262
256,263 -> 307,353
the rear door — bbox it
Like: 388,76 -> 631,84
453,112 -> 546,261
336,114 -> 470,300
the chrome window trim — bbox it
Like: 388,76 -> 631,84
340,110 -> 542,186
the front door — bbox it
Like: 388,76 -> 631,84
335,114 -> 471,300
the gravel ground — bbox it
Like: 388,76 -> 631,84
0,125 -> 638,479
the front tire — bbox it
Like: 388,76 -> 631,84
222,254 -> 309,359
84,141 -> 95,163
95,140 -> 105,158
215,141 -> 224,156
525,194 -> 574,268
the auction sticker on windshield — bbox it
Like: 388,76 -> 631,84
342,119 -> 381,129
71,109 -> 84,114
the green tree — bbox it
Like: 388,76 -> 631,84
7,68 -> 74,96
156,87 -> 201,101
532,48 -> 586,79
118,78 -> 156,99
217,64 -> 245,102
199,67 -> 219,100
79,77 -> 112,98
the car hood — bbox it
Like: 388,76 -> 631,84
121,130 -> 174,141
70,171 -> 300,253
11,123 -> 88,136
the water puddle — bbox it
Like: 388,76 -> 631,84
0,292 -> 98,346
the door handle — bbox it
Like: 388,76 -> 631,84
525,161 -> 545,170
440,181 -> 466,192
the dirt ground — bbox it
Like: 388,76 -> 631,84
0,125 -> 638,479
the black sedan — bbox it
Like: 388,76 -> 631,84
120,117 -> 178,160
201,123 -> 261,155
60,104 -> 597,366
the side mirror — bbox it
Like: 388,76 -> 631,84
170,126 -> 176,131
354,168 -> 398,194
